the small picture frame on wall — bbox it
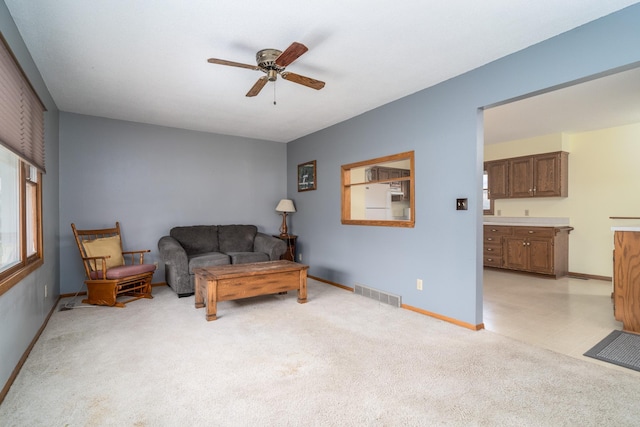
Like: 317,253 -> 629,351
298,160 -> 317,192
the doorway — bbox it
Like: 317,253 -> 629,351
480,65 -> 640,366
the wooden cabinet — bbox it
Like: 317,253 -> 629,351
485,160 -> 509,199
613,230 -> 640,333
509,152 -> 568,198
503,227 -> 555,275
532,152 -> 568,197
366,166 -> 410,201
508,156 -> 534,198
485,151 -> 568,200
484,225 -> 510,267
274,234 -> 297,262
483,225 -> 573,278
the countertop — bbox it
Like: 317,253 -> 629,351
483,217 -> 571,228
611,226 -> 640,232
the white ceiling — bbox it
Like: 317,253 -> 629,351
484,66 -> 640,144
5,1 -> 639,143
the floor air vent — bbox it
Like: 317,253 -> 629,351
354,284 -> 401,308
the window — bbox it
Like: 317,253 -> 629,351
0,145 -> 43,292
483,168 -> 494,215
341,151 -> 415,228
0,145 -> 43,293
0,35 -> 45,295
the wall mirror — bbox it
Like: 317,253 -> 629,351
341,151 -> 415,227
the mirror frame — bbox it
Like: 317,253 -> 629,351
341,151 -> 415,228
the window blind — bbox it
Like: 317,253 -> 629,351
0,34 -> 46,172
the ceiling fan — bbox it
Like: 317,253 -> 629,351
207,42 -> 325,97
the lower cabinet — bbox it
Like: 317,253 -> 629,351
484,225 -> 573,278
613,230 -> 640,333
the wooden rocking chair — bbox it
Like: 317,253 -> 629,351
71,222 -> 156,307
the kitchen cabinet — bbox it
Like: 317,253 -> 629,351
484,159 -> 509,199
366,166 -> 410,201
483,225 -> 510,268
483,225 -> 573,278
503,228 -> 555,274
509,152 -> 568,198
485,151 -> 568,200
612,229 -> 640,333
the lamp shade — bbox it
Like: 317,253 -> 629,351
276,199 -> 296,213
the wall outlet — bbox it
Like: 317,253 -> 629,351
497,210 -> 502,216
44,284 -> 47,298
417,279 -> 423,291
153,261 -> 159,268
525,209 -> 530,216
298,253 -> 302,262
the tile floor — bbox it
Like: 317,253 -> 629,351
483,268 -> 640,376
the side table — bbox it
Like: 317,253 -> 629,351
274,234 -> 297,262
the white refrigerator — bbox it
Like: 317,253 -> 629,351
364,183 -> 392,219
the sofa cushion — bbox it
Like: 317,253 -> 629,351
188,252 -> 230,274
219,225 -> 257,253
170,225 -> 219,256
227,252 -> 269,264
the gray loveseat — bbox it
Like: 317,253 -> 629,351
158,224 -> 286,297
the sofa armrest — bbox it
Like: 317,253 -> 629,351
158,236 -> 190,293
254,233 -> 287,261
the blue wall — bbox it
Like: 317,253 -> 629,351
58,113 -> 287,294
0,0 -> 60,394
287,4 -> 640,327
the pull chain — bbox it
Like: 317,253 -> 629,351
273,80 -> 277,105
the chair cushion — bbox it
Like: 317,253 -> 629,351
90,263 -> 156,280
227,252 -> 269,264
83,236 -> 124,270
188,252 -> 230,274
218,225 -> 257,253
170,225 -> 219,256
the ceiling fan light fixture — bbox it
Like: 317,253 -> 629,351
256,49 -> 282,70
208,42 -> 325,97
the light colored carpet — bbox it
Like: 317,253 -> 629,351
2,280 -> 640,426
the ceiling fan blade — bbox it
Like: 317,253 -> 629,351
246,76 -> 268,97
207,58 -> 261,71
275,42 -> 308,67
281,72 -> 325,90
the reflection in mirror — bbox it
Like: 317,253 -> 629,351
341,151 -> 414,228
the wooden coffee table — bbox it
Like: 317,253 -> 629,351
194,260 -> 309,321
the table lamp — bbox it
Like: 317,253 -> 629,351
276,199 -> 296,237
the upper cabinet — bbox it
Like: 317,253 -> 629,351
485,159 -> 509,199
366,165 -> 411,202
486,151 -> 568,200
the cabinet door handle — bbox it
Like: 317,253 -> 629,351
487,248 -> 493,251
487,237 -> 493,241
487,258 -> 493,262
522,241 -> 526,246
491,229 -> 497,232
528,230 -> 534,234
